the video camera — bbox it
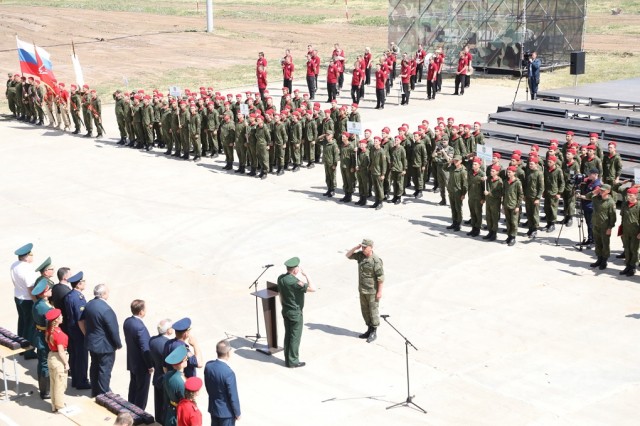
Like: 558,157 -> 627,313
571,173 -> 586,186
522,51 -> 532,68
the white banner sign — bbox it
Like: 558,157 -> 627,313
347,121 -> 362,136
240,104 -> 250,115
634,168 -> 640,185
476,144 -> 493,163
169,86 -> 182,98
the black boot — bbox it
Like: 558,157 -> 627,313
488,231 -> 497,242
590,257 -> 603,268
599,258 -> 608,270
248,167 -> 257,176
358,326 -> 372,339
482,232 -> 492,240
344,193 -> 352,203
626,267 -> 636,277
276,167 -> 284,176
366,327 -> 377,343
620,265 -> 631,275
452,222 -> 461,232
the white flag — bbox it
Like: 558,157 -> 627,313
71,53 -> 84,87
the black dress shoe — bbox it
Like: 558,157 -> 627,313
288,362 -> 306,368
446,223 -> 455,230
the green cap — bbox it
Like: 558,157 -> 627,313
284,257 -> 300,268
361,238 -> 373,247
164,345 -> 188,365
31,276 -> 50,296
35,256 -> 52,273
453,155 -> 462,162
600,183 -> 611,192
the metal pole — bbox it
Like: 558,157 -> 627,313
206,0 -> 214,32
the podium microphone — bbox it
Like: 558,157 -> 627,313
381,314 -> 390,319
262,264 -> 274,268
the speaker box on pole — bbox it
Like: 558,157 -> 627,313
570,51 -> 586,75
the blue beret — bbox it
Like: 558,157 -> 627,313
68,271 -> 84,284
173,318 -> 191,332
35,256 -> 52,273
14,243 -> 33,257
31,277 -> 50,296
165,345 -> 188,365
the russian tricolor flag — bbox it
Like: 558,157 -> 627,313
16,36 -> 39,77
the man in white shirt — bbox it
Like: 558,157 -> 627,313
9,243 -> 39,359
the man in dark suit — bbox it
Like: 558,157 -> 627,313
63,271 -> 92,389
527,51 -> 541,100
148,318 -> 174,423
204,340 -> 241,426
79,283 -> 122,397
123,299 -> 153,410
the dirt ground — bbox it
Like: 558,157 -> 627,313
0,5 -> 638,98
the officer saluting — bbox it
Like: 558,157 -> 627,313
346,239 -> 385,343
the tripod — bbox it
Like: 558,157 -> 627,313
555,193 -> 586,250
246,265 -> 272,348
512,67 -> 530,108
383,315 -> 426,414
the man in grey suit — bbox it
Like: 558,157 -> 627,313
79,283 -> 122,397
204,340 -> 241,426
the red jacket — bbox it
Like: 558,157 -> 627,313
457,57 -> 468,75
375,70 -> 387,89
282,63 -> 294,79
327,64 -> 339,84
257,70 -> 268,89
351,68 -> 364,86
427,62 -> 438,81
306,60 -> 316,76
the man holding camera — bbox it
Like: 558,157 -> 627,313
527,51 -> 541,100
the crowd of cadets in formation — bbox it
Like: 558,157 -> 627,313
6,44 -> 638,272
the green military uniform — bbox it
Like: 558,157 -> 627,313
390,143 -> 407,202
161,105 -> 172,153
31,276 -> 53,399
581,155 -> 602,176
254,122 -> 271,177
179,107 -> 191,158
206,107 -> 220,156
524,167 -> 544,235
70,90 -> 83,134
163,369 -> 185,426
410,139 -> 427,196
142,102 -> 154,148
277,257 -> 309,367
339,139 -> 356,201
290,118 -> 303,169
616,185 -> 640,275
369,144 -> 387,209
15,79 -> 24,119
132,101 -> 144,148
273,120 -> 287,173
544,165 -> 565,229
602,151 -> 622,202
467,165 -> 485,235
323,137 -> 340,195
356,147 -> 371,205
115,95 -> 126,142
170,104 -> 181,154
235,120 -> 248,172
81,90 -> 93,135
220,118 -> 236,169
304,116 -> 318,165
348,240 -> 385,335
503,176 -> 524,240
6,76 -> 17,116
587,186 -> 617,267
246,122 -> 258,173
434,142 -> 454,204
450,135 -> 467,158
446,159 -> 468,229
484,174 -> 504,239
189,109 -> 202,159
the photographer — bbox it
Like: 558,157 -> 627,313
577,168 -> 602,246
582,184 -> 617,270
527,51 -> 541,100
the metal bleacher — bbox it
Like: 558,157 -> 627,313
483,78 -> 640,179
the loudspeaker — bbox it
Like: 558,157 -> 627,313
570,51 -> 585,75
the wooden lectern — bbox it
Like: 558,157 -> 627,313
250,281 -> 283,355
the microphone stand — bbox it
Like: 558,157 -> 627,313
383,315 -> 426,414
246,265 -> 272,348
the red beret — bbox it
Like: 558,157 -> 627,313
351,103 -> 358,108
531,144 -> 539,151
382,127 -> 390,134
548,155 -> 557,162
342,131 -> 350,138
474,121 -> 481,126
82,84 -> 89,89
373,136 -> 381,141
143,95 -> 151,100
45,309 -> 61,321
608,141 -> 617,147
396,135 -> 405,141
586,145 -> 596,150
507,166 -> 517,172
589,132 -> 598,138
359,139 -> 368,144
566,131 -> 574,136
413,131 -> 421,136
437,117 -> 444,121
511,154 -> 520,160
513,149 -> 522,155
628,187 -> 639,195
226,93 -> 233,97
365,129 -> 372,133
223,101 -> 230,106
71,84 -> 78,89
324,109 -> 331,114
184,377 -> 203,392
303,93 -> 309,97
472,157 -> 481,164
492,152 -> 501,159
306,110 -> 312,115
567,148 -> 577,155
294,89 -> 300,93
464,124 -> 471,129
447,117 -> 454,121
491,164 -> 501,171
90,89 -> 96,94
